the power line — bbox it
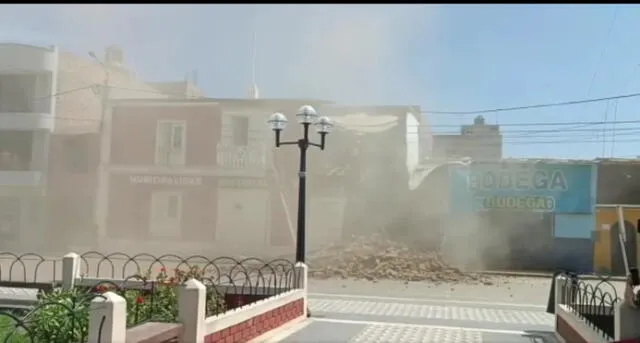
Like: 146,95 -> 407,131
610,64 -> 640,157
588,5 -> 619,97
35,84 -> 640,130
109,83 -> 640,118
429,137 -> 640,147
338,119 -> 640,129
420,91 -> 640,115
594,5 -> 620,156
456,126 -> 640,137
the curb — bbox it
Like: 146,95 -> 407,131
477,270 -> 627,281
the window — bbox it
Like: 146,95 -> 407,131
63,135 -> 89,173
231,116 -> 249,146
149,191 -> 182,238
155,121 -> 186,165
0,74 -> 37,113
0,130 -> 32,171
0,197 -> 20,240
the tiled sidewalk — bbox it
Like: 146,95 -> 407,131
280,320 -> 558,343
275,294 -> 558,343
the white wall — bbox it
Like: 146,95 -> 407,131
406,112 -> 420,173
0,43 -> 58,131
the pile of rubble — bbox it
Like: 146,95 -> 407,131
307,235 -> 491,285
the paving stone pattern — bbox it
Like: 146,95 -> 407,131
310,299 -> 554,326
349,324 -> 484,343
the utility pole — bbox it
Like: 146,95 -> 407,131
100,66 -> 110,126
89,51 -> 110,247
89,51 -> 110,127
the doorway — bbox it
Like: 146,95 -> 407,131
480,210 -> 555,271
610,220 -> 637,275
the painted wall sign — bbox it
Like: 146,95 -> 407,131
129,175 -> 203,186
468,169 -> 568,192
451,162 -> 595,214
479,195 -> 556,211
218,178 -> 267,189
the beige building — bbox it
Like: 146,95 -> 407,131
432,115 -> 502,161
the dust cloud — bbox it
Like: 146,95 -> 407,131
0,5 -> 503,275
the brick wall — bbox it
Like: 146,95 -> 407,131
556,314 -> 588,343
204,298 -> 304,343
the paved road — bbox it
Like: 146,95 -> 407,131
308,276 -> 626,305
272,275 -> 626,342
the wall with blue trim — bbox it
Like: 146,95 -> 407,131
448,161 -> 596,272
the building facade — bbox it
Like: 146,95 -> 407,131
95,97 -> 332,257
97,99 -> 224,254
446,159 -> 596,273
45,45 -> 170,252
0,43 -> 59,249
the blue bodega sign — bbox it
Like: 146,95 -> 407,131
458,162 -> 595,214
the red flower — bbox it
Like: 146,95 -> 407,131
160,267 -> 167,273
136,296 -> 145,304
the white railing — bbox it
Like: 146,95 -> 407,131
216,143 -> 267,169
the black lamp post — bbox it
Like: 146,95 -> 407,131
268,105 -> 333,263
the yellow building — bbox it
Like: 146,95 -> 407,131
593,159 -> 640,275
593,206 -> 640,275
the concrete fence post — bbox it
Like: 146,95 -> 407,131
615,302 -> 640,341
179,278 -> 206,343
554,275 -> 568,312
294,262 -> 308,290
294,262 -> 308,317
88,291 -> 127,343
61,252 -> 79,290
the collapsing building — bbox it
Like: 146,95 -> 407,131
292,105 -> 425,251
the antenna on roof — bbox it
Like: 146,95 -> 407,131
247,30 -> 259,99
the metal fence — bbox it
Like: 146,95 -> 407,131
557,271 -> 620,341
0,251 -> 301,342
0,291 -> 107,343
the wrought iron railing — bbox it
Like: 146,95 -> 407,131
556,271 -> 620,341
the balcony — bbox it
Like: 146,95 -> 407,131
216,143 -> 267,169
0,43 -> 58,73
0,72 -> 55,130
0,171 -> 43,187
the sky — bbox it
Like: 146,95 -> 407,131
0,4 -> 639,160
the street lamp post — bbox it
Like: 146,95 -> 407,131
268,105 -> 333,263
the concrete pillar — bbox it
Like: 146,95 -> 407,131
61,252 -> 79,290
615,302 -> 640,341
294,262 -> 308,290
294,262 -> 308,317
179,278 -> 205,343
88,291 -> 127,343
555,275 -> 569,313
30,130 -> 49,172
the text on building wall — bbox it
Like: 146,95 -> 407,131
129,175 -> 203,186
468,169 -> 568,192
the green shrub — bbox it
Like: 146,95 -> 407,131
0,266 -> 226,342
0,288 -> 91,343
